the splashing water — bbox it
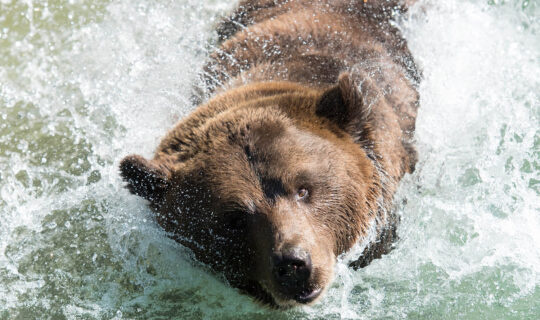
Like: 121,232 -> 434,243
0,0 -> 538,318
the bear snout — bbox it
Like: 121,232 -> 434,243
271,247 -> 322,303
272,247 -> 312,284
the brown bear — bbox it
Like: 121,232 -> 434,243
120,0 -> 419,308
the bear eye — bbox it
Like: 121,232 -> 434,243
296,188 -> 309,200
223,211 -> 248,230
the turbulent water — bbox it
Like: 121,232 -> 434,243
0,0 -> 538,318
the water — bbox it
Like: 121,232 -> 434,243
0,0 -> 538,318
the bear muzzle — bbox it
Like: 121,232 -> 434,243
271,246 -> 322,304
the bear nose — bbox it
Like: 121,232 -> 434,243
272,247 -> 312,289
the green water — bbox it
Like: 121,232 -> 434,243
0,0 -> 539,319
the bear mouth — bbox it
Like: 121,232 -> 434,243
257,280 -> 324,307
294,287 -> 322,304
271,283 -> 323,306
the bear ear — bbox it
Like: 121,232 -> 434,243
119,155 -> 171,203
315,72 -> 367,129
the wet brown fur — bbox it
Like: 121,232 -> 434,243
120,0 -> 419,307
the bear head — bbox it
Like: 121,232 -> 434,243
119,74 -> 381,307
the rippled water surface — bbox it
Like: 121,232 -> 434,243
0,0 -> 539,319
